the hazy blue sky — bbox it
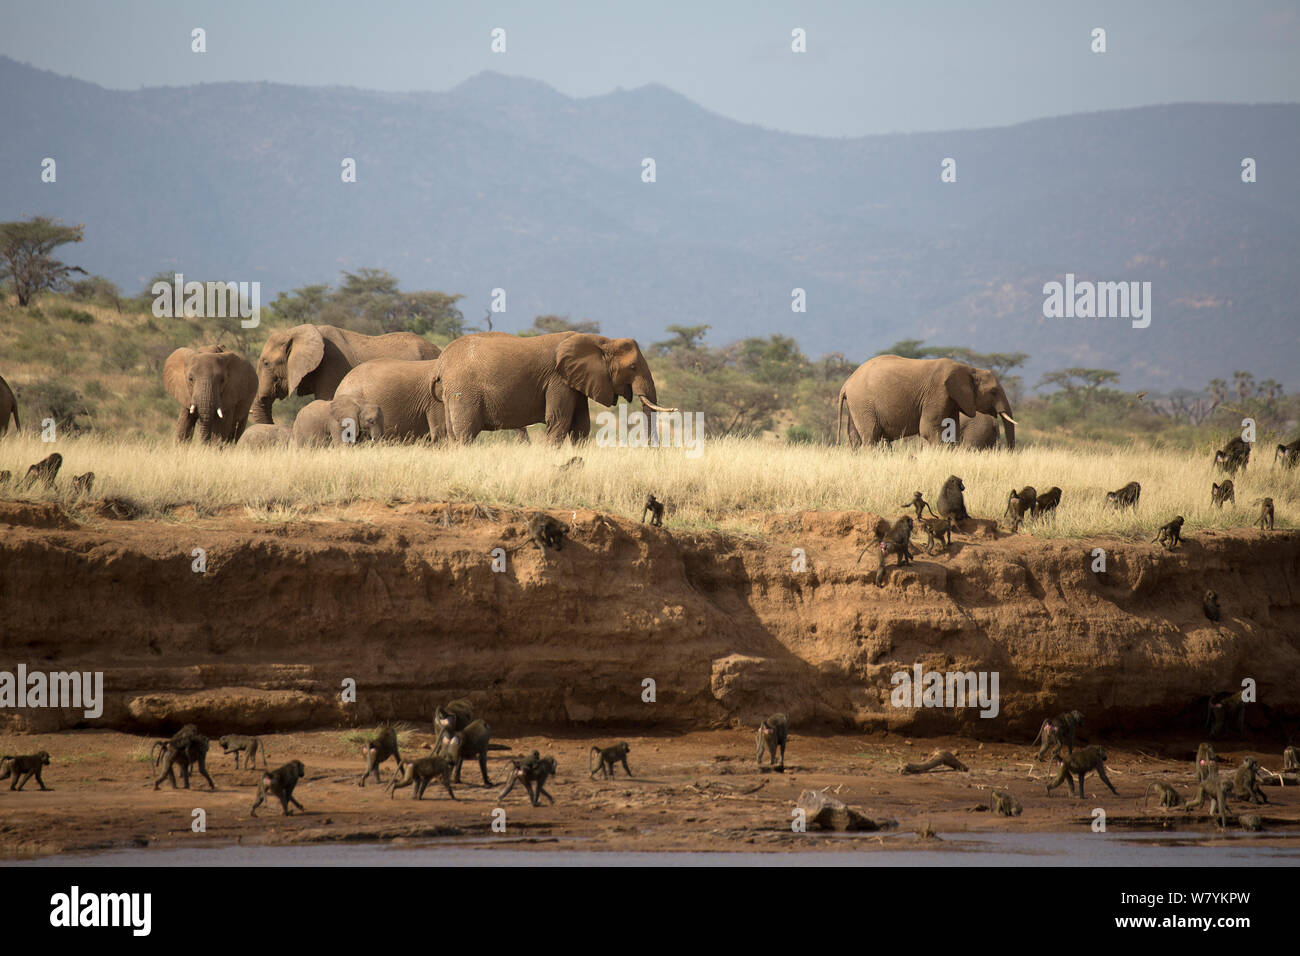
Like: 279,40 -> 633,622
3,0 -> 1298,135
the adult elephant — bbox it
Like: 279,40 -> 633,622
250,325 -> 440,426
0,373 -> 19,435
333,359 -> 447,442
163,345 -> 258,443
435,332 -> 673,444
837,356 -> 1017,449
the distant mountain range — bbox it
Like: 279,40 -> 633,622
2,56 -> 1297,389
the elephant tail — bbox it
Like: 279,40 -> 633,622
836,389 -> 846,446
9,406 -> 18,432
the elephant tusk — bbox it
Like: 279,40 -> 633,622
216,407 -> 224,419
189,404 -> 196,415
999,412 -> 1018,427
639,397 -> 678,414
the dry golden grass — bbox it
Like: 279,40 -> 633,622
0,431 -> 1295,538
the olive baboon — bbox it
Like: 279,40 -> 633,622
901,491 -> 936,521
22,453 -> 62,489
250,760 -> 306,816
1143,782 -> 1183,809
445,719 -> 507,785
858,516 -> 913,587
1253,498 -> 1274,531
433,699 -> 473,750
1203,590 -> 1221,622
1032,710 -> 1084,762
1214,437 -> 1250,474
1283,745 -> 1300,774
936,476 -> 968,522
1004,485 -> 1037,530
1207,693 -> 1247,738
505,512 -> 569,553
1033,486 -> 1062,517
1275,439 -> 1300,469
992,789 -> 1022,816
1105,481 -> 1141,509
1045,746 -> 1118,799
358,726 -> 402,786
1210,480 -> 1234,508
71,472 -> 95,496
1231,757 -> 1268,805
218,734 -> 268,769
756,714 -> 789,770
589,742 -> 632,779
1152,516 -> 1184,550
1185,776 -> 1232,827
498,751 -> 557,806
1195,742 -> 1219,782
0,751 -> 51,790
919,516 -> 952,555
386,754 -> 456,800
152,725 -> 215,791
1239,813 -> 1262,831
641,494 -> 664,527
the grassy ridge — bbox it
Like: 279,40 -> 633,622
1,432 -> 1294,537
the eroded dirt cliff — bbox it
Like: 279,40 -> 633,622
1,501 -> 1297,737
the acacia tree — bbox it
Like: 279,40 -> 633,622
0,216 -> 86,306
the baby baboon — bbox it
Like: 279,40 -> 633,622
1239,814 -> 1262,832
1105,481 -> 1141,509
71,472 -> 95,496
218,734 -> 268,769
1032,710 -> 1084,762
386,754 -> 456,801
1004,485 -> 1037,531
152,724 -> 215,791
0,751 -> 51,791
1253,497 -> 1274,531
860,516 -> 913,587
1195,742 -> 1219,782
1033,486 -> 1062,517
505,512 -> 569,554
1283,745 -> 1300,774
936,475 -> 969,522
756,713 -> 789,771
1203,590 -> 1221,622
1214,436 -> 1250,475
589,742 -> 632,779
433,699 -> 473,751
1275,439 -> 1300,469
991,789 -> 1022,817
498,750 -> 557,807
22,452 -> 62,489
1045,746 -> 1118,799
1231,757 -> 1268,805
358,726 -> 401,786
1143,782 -> 1183,809
1152,515 -> 1184,550
1185,776 -> 1233,827
250,760 -> 306,817
1207,693 -> 1247,738
900,491 -> 936,521
641,494 -> 664,527
919,516 -> 952,555
1210,480 -> 1234,508
447,719 -> 504,786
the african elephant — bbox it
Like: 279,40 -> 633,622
163,345 -> 258,443
291,398 -> 384,446
958,413 -> 1002,449
334,359 -> 451,442
250,325 -> 440,426
837,356 -> 1017,449
239,424 -> 292,449
434,332 -> 673,445
0,373 -> 18,435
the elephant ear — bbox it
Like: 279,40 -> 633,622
162,348 -> 194,404
943,362 -> 978,418
555,334 -> 616,406
286,325 -> 326,394
224,353 -> 259,407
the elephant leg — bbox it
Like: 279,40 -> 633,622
174,407 -> 196,443
567,401 -> 591,444
515,428 -> 530,444
845,414 -> 862,448
426,406 -> 447,443
544,389 -> 579,446
446,404 -> 480,444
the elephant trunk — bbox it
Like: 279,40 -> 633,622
250,394 -> 275,426
193,381 -> 220,443
999,410 -> 1017,450
634,375 -> 677,414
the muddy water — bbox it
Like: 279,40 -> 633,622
14,833 -> 1300,867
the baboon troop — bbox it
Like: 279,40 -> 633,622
251,760 -> 306,816
1152,515 -> 1184,550
1210,480 -> 1234,508
1045,746 -> 1118,799
756,714 -> 789,771
0,751 -> 51,791
1105,481 -> 1141,509
218,734 -> 268,769
589,742 -> 633,779
641,494 -> 664,527
1253,497 -> 1274,531
499,750 -> 558,806
359,726 -> 402,786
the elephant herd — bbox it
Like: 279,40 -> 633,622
154,324 -> 675,449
